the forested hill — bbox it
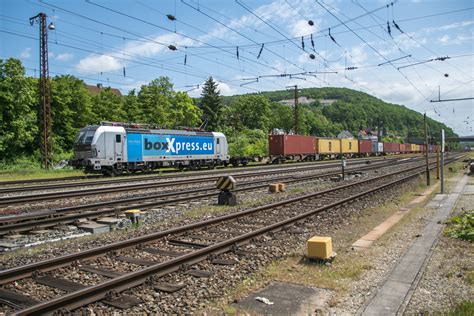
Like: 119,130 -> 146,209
222,87 -> 457,140
0,57 -> 456,163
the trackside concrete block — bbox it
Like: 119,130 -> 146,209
78,223 -> 110,234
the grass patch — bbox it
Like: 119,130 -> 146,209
444,300 -> 474,315
466,270 -> 474,285
444,210 -> 474,242
0,158 -> 86,181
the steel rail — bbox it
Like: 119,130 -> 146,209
0,155 -> 410,188
0,156 -> 458,286
0,157 -> 407,206
12,156 -> 459,315
0,156 -> 395,191
0,157 -> 425,235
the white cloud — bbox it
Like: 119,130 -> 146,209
348,45 -> 368,64
288,19 -> 319,37
55,53 -> 74,62
123,33 -> 194,57
75,33 -> 194,73
20,48 -> 31,59
437,35 -> 450,44
76,54 -> 123,73
216,81 -> 236,96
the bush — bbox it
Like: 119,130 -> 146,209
444,210 -> 474,242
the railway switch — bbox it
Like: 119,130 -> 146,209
216,175 -> 237,206
307,236 -> 333,260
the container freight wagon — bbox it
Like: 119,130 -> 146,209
383,142 -> 400,154
72,123 -> 229,175
341,139 -> 358,157
268,134 -> 317,163
399,143 -> 408,153
358,140 -> 373,157
371,142 -> 384,155
316,138 -> 341,159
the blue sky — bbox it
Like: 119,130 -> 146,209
1,0 -> 473,135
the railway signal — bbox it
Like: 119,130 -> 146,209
216,175 -> 237,206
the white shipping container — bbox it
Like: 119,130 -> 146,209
378,142 -> 384,153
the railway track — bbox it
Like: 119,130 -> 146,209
0,155 -> 461,315
0,155 -> 402,188
0,157 -> 425,236
0,157 -> 410,206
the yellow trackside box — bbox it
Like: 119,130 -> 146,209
307,236 -> 332,259
341,139 -> 358,154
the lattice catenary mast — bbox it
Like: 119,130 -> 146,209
30,13 -> 54,169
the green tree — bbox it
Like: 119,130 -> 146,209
224,94 -> 271,132
227,129 -> 267,157
91,88 -> 126,123
270,102 -> 293,133
199,76 -> 222,131
137,77 -> 173,126
123,89 -> 140,122
51,75 -> 94,156
170,91 -> 202,127
0,58 -> 38,161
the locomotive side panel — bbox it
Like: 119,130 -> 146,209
127,133 -> 216,161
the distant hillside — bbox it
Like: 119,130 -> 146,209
222,87 -> 457,140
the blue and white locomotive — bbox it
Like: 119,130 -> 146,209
71,122 -> 229,175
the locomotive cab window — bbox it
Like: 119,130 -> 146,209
216,138 -> 220,144
349,142 -> 352,150
329,142 -> 332,151
115,134 -> 121,143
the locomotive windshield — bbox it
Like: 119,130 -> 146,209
74,126 -> 98,145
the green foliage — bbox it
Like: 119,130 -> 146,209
0,58 -> 38,162
200,77 -> 222,131
136,77 -> 202,128
227,129 -> 267,157
444,300 -> 474,315
170,91 -> 202,127
444,210 -> 474,242
0,59 -> 204,165
137,77 -> 174,126
270,102 -> 293,133
51,75 -> 94,154
0,58 -> 459,167
91,87 -> 126,122
227,87 -> 457,139
221,94 -> 271,132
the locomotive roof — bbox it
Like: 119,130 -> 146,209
125,128 -> 214,137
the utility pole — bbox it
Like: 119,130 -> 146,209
293,85 -> 299,135
30,13 -> 54,169
441,129 -> 445,194
424,113 -> 430,186
286,85 -> 299,134
436,143 -> 440,180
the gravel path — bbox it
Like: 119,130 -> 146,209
404,174 -> 474,314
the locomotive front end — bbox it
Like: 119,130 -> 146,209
70,125 -> 100,172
